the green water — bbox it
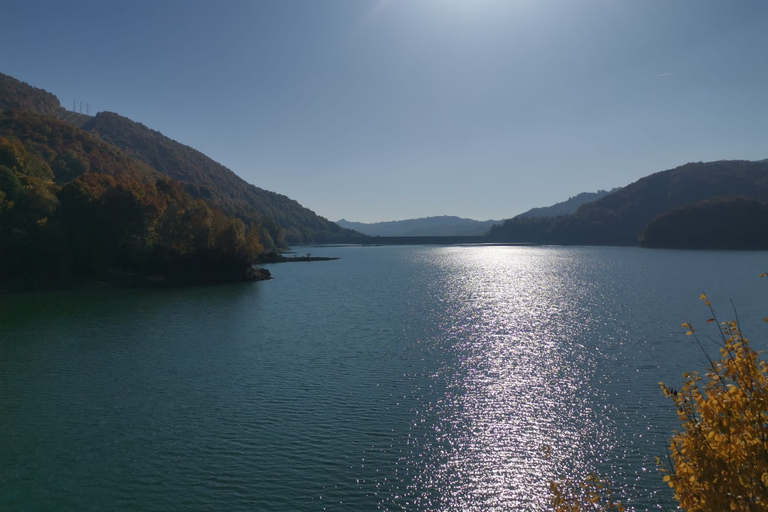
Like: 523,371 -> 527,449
2,245 -> 767,511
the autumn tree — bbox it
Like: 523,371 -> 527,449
550,474 -> 626,512
658,293 -> 768,510
552,291 -> 768,511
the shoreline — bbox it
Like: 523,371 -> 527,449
257,252 -> 340,263
0,266 -> 273,294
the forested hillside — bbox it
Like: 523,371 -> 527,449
639,196 -> 768,249
489,160 -> 768,246
82,112 -> 357,245
514,190 -> 613,219
0,109 -> 263,288
0,72 -> 62,118
0,70 -> 359,247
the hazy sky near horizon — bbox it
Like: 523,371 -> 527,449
2,1 -> 767,223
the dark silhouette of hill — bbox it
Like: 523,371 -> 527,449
336,216 -> 501,236
639,196 -> 768,249
489,159 -> 768,246
515,190 -> 614,219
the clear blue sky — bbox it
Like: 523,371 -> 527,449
2,1 -> 767,223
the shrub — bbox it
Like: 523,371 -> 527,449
552,290 -> 768,511
658,293 -> 768,510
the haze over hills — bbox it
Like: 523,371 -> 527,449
336,216 -> 501,237
337,161 -> 768,247
337,190 -> 617,237
0,71 -> 358,247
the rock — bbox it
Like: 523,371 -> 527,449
245,267 -> 272,281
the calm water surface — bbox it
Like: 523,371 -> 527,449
2,245 -> 768,511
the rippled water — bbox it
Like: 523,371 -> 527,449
2,245 -> 768,511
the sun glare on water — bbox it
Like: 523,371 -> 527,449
402,247 -> 617,510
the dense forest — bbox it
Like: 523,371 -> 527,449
0,72 -> 62,117
639,196 -> 768,249
489,160 -> 768,247
0,109 -> 263,289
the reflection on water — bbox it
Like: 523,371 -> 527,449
397,245 -> 768,511
3,245 -> 767,511
405,247 -> 616,510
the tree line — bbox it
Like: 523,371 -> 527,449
0,110 -> 263,288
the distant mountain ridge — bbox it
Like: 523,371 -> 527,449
515,190 -> 615,219
336,216 -> 502,236
337,189 -> 616,237
489,159 -> 768,246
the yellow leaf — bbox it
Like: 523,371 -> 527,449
706,318 -> 715,323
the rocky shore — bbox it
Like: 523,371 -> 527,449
245,267 -> 272,281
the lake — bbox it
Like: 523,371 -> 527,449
2,245 -> 768,511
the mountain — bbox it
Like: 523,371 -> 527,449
514,190 -> 614,219
488,159 -> 768,246
81,112 -> 357,246
0,70 -> 358,248
0,109 -> 264,288
337,191 -> 616,238
0,69 -> 361,289
337,216 -> 502,236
